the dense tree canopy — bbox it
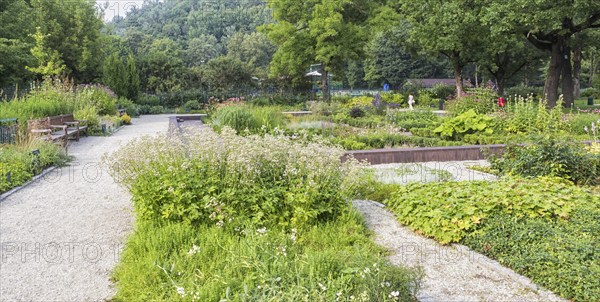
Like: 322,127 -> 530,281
0,0 -> 104,87
485,0 -> 600,106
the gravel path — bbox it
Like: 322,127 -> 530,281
353,200 -> 566,302
0,115 -> 170,301
370,160 -> 497,184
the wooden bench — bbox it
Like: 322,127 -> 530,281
27,114 -> 88,147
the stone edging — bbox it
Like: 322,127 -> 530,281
0,166 -> 57,202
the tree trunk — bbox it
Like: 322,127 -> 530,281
452,58 -> 464,97
320,65 -> 329,101
573,45 -> 582,98
544,40 -> 563,108
590,53 -> 597,87
561,42 -> 575,108
496,77 -> 505,97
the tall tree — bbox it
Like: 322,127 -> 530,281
486,1 -> 600,107
264,0 -> 373,99
399,0 -> 486,97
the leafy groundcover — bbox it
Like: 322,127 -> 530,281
385,177 -> 599,301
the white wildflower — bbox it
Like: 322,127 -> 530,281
290,228 -> 297,242
388,291 -> 400,299
187,244 -> 200,256
176,286 -> 185,297
256,227 -> 267,235
318,282 -> 327,291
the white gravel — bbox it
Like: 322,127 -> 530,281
353,200 -> 566,302
0,115 -> 170,301
370,160 -> 497,184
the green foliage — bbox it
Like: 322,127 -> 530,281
203,56 -> 254,98
433,109 -> 494,140
264,0 -> 371,89
501,96 -> 567,134
102,53 -> 140,100
430,84 -> 455,100
463,199 -> 600,301
580,87 -> 599,99
113,216 -> 420,301
446,88 -> 498,116
212,106 -> 259,134
149,106 -> 165,115
183,100 -> 203,112
488,138 -> 600,185
568,113 -> 600,135
0,140 -> 67,193
329,133 -> 462,150
386,109 -> 440,130
212,105 -> 287,134
25,27 -> 66,78
76,85 -> 117,116
106,128 -> 364,231
349,107 -> 366,118
385,177 -> 590,244
116,97 -> 139,117
504,84 -> 544,98
73,106 -> 100,134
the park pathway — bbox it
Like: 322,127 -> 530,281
353,200 -> 565,302
0,115 -> 170,301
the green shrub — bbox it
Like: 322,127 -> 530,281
183,100 -> 203,112
0,141 -> 67,193
105,128 -> 364,230
430,83 -> 455,100
504,84 -> 544,98
446,88 -> 498,116
149,106 -> 165,114
387,109 -> 440,130
415,90 -> 438,108
76,85 -> 117,116
349,107 -> 366,118
463,200 -> 600,301
580,87 -> 599,99
567,113 -> 600,135
433,109 -> 495,140
250,106 -> 287,131
212,105 -> 259,134
74,106 -> 101,134
117,97 -> 139,117
501,95 -> 567,134
488,138 -> 600,185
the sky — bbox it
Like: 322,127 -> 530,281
99,0 -> 145,22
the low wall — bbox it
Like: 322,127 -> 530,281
344,141 -> 596,164
344,145 -> 506,164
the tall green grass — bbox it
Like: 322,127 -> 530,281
0,140 -> 68,193
211,105 -> 287,134
0,81 -> 119,138
113,210 -> 420,301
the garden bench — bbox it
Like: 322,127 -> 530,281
27,114 -> 88,147
0,118 -> 18,144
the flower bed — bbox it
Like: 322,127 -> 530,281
106,127 -> 420,301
